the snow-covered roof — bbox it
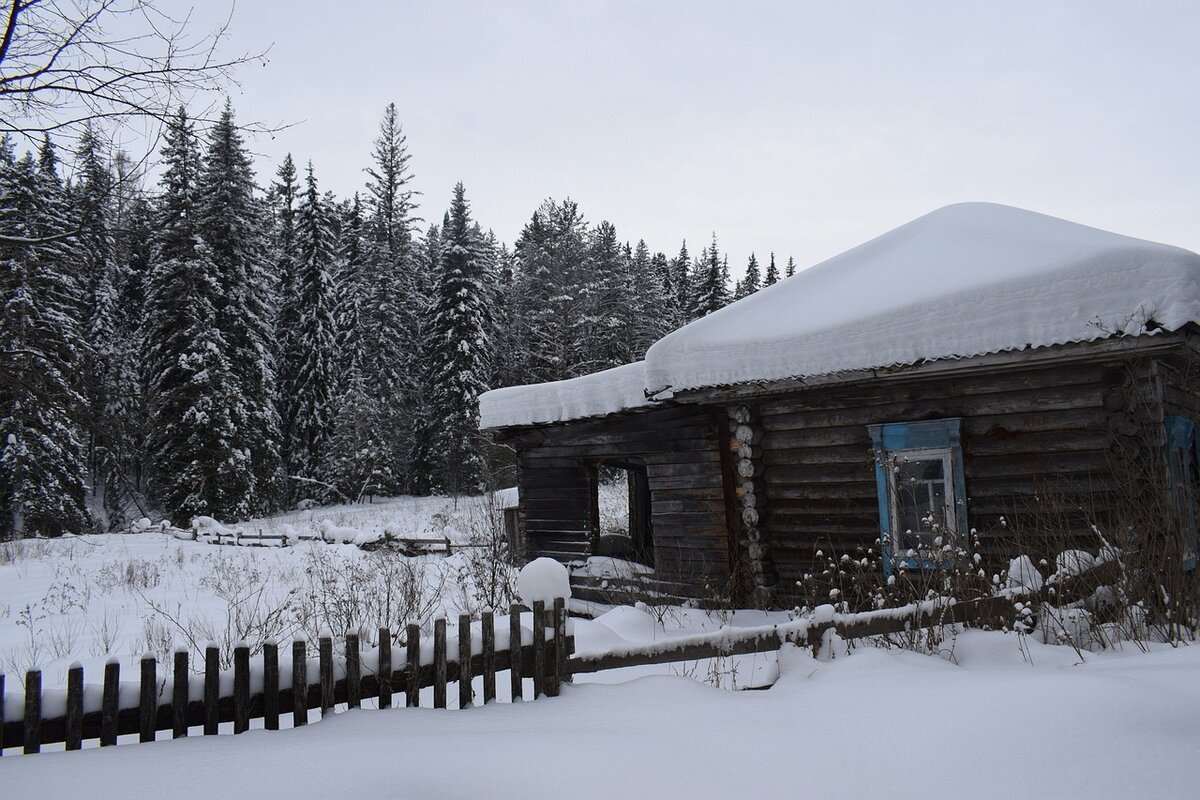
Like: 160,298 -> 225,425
479,361 -> 654,429
481,203 -> 1200,429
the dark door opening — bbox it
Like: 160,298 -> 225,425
591,462 -> 655,569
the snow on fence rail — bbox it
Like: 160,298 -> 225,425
1,561 -> 1121,756
1,600 -> 570,755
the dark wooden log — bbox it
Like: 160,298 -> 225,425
554,597 -> 570,688
319,637 -> 334,717
23,669 -> 40,754
405,623 -> 420,708
346,633 -> 361,709
233,644 -> 250,734
292,640 -> 307,727
509,604 -> 523,701
101,660 -> 119,746
482,611 -> 496,704
458,615 -> 473,709
263,643 -> 279,730
377,628 -> 392,710
433,618 -> 447,709
139,655 -> 156,742
66,664 -> 83,750
1,672 -> 5,755
532,601 -> 546,699
204,646 -> 219,735
172,650 -> 188,738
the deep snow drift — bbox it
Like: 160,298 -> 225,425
4,631 -> 1197,800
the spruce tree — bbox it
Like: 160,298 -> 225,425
669,240 -> 692,321
427,183 -> 492,494
694,233 -> 730,316
786,256 -> 796,278
0,140 -> 91,537
765,252 -> 779,286
736,252 -> 762,299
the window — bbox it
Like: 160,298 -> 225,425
1164,416 -> 1199,571
588,462 -> 655,569
868,419 -> 967,574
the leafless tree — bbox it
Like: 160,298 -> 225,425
0,0 -> 271,142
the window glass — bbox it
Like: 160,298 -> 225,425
894,455 -> 950,553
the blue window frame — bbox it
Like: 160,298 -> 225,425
1164,415 -> 1199,571
868,419 -> 968,575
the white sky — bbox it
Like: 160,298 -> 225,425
167,1 -> 1200,279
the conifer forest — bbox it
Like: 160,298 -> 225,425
0,100 -> 794,536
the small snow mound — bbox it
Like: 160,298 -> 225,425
518,557 -> 571,606
131,517 -> 153,532
1055,549 -> 1096,578
1007,555 -> 1045,593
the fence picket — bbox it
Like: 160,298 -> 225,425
101,660 -> 119,746
433,618 -> 447,709
204,646 -> 219,735
292,641 -> 307,726
532,601 -> 546,699
139,656 -> 156,742
23,669 -> 40,754
319,637 -> 334,717
482,612 -> 496,705
378,628 -> 392,709
405,624 -> 420,708
509,604 -> 522,702
66,665 -> 83,750
554,597 -> 569,693
234,645 -> 250,734
1,673 -> 5,754
263,643 -> 279,730
346,634 -> 361,709
458,614 -> 473,709
173,650 -> 188,738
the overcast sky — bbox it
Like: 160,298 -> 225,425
169,1 -> 1199,279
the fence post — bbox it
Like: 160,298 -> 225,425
319,637 -> 334,717
458,615 -> 473,709
66,663 -> 83,750
553,597 -> 568,692
433,617 -> 448,709
346,633 -> 361,709
23,669 -> 41,754
378,628 -> 392,710
0,672 -> 5,755
173,649 -> 188,738
204,646 -> 219,735
509,603 -> 523,702
482,611 -> 496,705
532,600 -> 546,699
139,655 -> 156,742
292,641 -> 307,727
405,623 -> 420,708
234,644 -> 250,734
263,643 -> 279,730
101,659 -> 119,746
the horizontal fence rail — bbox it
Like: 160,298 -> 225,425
2,599 -> 570,755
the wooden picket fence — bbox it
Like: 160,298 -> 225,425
1,560 -> 1120,756
1,599 -> 569,755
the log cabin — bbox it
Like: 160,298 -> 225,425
480,203 -> 1200,606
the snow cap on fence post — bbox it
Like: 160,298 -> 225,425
518,557 -> 571,607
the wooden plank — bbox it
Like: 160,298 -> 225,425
458,614 -> 473,709
553,598 -> 569,692
482,612 -> 496,704
319,637 -> 334,717
23,669 -> 40,754
406,623 -> 420,708
434,618 -> 448,709
233,645 -> 250,734
1,673 -> 5,755
204,646 -> 219,735
509,605 -> 523,701
263,643 -> 279,730
532,601 -> 546,699
66,664 -> 83,750
139,655 -> 156,743
101,660 -> 119,746
172,650 -> 189,738
346,633 -> 361,709
292,641 -> 307,727
377,628 -> 392,709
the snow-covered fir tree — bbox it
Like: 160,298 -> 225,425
0,139 -> 91,538
735,252 -> 762,299
765,251 -> 779,286
786,255 -> 796,278
694,233 -> 731,316
426,182 -> 492,494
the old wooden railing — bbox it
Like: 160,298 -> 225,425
1,599 -> 569,755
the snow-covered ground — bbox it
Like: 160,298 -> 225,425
4,630 -> 1197,799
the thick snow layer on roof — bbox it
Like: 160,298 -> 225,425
644,202 -> 1200,393
480,203 -> 1200,428
479,360 -> 654,429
